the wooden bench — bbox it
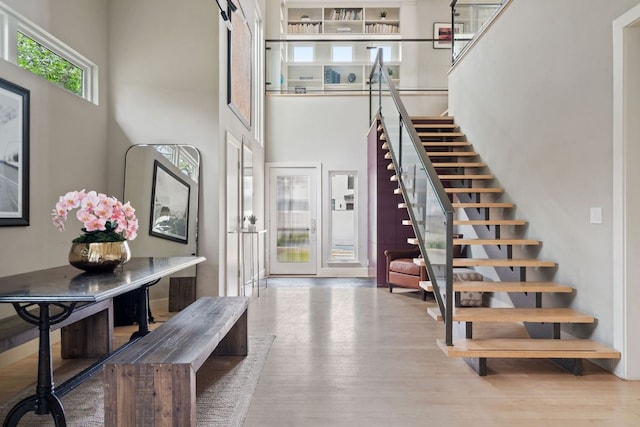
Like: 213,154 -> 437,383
0,299 -> 113,358
104,296 -> 249,426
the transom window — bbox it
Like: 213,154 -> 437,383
292,45 -> 314,63
0,3 -> 98,104
332,45 -> 353,62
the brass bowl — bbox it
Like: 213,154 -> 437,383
68,241 -> 131,272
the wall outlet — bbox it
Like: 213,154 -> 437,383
590,207 -> 602,224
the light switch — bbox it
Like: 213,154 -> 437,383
590,207 -> 602,224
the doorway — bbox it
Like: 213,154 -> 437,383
226,132 -> 242,296
613,5 -> 640,380
267,164 -> 320,275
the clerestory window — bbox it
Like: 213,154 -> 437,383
0,3 -> 98,104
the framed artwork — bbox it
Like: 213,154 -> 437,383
227,1 -> 252,129
0,78 -> 30,226
433,22 -> 464,49
149,160 -> 190,244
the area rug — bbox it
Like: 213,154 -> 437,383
0,335 -> 275,426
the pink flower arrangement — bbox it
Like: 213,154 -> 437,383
52,190 -> 138,243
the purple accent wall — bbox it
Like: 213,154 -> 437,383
368,121 -> 416,287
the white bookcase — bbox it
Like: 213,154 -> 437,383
279,4 -> 402,93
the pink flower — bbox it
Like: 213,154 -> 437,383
84,217 -> 107,232
52,190 -> 138,241
76,209 -> 97,225
80,191 -> 100,212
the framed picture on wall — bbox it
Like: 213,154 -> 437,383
0,78 -> 30,226
227,1 -> 252,129
433,22 -> 463,49
149,160 -> 190,244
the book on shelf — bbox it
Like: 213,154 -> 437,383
328,8 -> 362,21
366,23 -> 399,34
288,23 -> 321,34
324,68 -> 341,84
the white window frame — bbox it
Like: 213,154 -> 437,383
0,2 -> 99,104
331,44 -> 354,63
292,44 -> 315,63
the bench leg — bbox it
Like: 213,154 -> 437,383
61,303 -> 113,358
213,309 -> 248,356
104,364 -> 196,426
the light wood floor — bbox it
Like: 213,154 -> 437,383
2,287 -> 640,426
244,287 -> 640,427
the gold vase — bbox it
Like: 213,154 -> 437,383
68,241 -> 131,272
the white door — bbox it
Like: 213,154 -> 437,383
226,133 -> 241,296
268,166 -> 319,275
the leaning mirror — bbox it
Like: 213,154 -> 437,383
124,144 -> 200,314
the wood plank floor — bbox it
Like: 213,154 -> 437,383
243,286 -> 640,427
2,286 -> 640,426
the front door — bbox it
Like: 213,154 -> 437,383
268,166 -> 319,275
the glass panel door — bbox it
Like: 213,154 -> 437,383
269,166 -> 318,275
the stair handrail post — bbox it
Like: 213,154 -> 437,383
451,0 -> 458,64
445,211 -> 454,345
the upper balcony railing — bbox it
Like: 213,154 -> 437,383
451,1 -> 504,63
266,39 -> 449,95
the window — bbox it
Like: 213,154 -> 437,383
154,145 -> 199,181
332,45 -> 353,62
0,3 -> 98,104
17,32 -> 83,97
292,45 -> 314,63
330,172 -> 357,262
370,45 -> 392,62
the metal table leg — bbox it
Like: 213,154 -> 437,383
3,302 -> 76,427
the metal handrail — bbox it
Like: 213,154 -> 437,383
369,48 -> 455,345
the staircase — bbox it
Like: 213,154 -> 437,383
381,116 -> 621,376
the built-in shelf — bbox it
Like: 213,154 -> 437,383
285,6 -> 400,36
277,4 -> 403,93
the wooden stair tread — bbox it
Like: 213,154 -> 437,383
423,142 -> 471,147
454,219 -> 527,226
432,162 -> 486,168
394,188 -> 402,195
427,307 -> 594,323
411,115 -> 454,120
381,142 -> 389,150
413,123 -> 458,129
436,339 -> 620,359
384,152 -> 392,159
452,202 -> 514,208
452,258 -> 556,268
387,163 -> 395,170
454,239 -> 540,246
427,151 -> 478,157
420,281 -> 573,293
418,132 -> 465,137
398,203 -> 407,209
439,174 -> 493,180
446,188 -> 503,194
415,258 -> 554,268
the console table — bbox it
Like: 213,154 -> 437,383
0,256 -> 205,427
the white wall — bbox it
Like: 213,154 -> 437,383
264,0 -> 451,274
0,0 -> 109,365
0,0 -> 109,301
108,0 -> 220,295
448,0 -> 640,359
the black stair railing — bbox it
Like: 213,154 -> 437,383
369,49 -> 456,345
